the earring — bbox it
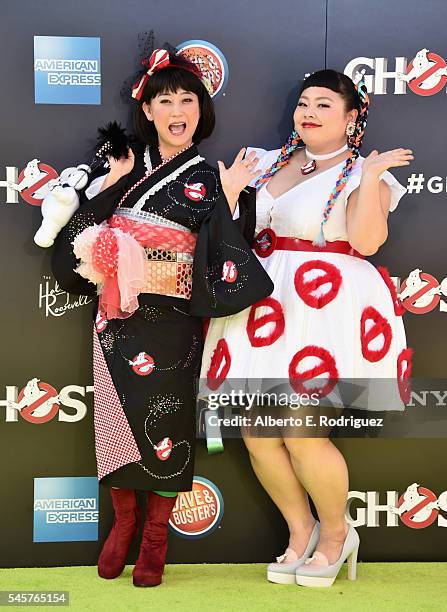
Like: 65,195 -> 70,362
346,121 -> 356,137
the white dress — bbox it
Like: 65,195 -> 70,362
200,148 -> 411,411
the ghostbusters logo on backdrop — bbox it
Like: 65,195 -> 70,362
6,159 -> 58,206
2,378 -> 93,423
395,269 -> 447,314
176,40 -> 229,98
169,476 -> 224,538
401,49 -> 447,96
345,48 -> 447,95
347,483 -> 447,528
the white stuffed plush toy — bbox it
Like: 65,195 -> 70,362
34,164 -> 91,248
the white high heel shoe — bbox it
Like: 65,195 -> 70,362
267,522 -> 320,584
295,525 -> 359,588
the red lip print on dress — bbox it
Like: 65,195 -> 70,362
289,345 -> 339,398
360,306 -> 392,362
246,297 -> 285,347
294,260 -> 342,309
207,338 -> 231,390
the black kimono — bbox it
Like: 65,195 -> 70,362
52,141 -> 272,491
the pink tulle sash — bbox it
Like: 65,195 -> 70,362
73,217 -> 197,319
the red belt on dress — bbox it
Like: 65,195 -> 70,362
252,228 -> 364,259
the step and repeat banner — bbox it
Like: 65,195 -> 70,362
1,0 -> 446,567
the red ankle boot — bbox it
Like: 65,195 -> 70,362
132,492 -> 177,587
98,488 -> 140,579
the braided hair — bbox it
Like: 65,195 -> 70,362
255,70 -> 370,246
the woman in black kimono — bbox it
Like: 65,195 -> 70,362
52,49 -> 272,587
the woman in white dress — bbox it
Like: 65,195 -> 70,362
201,70 -> 412,587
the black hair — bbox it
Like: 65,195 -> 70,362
133,52 -> 215,145
300,69 -> 361,116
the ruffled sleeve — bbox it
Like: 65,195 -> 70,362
231,146 -> 278,230
345,157 -> 407,212
189,171 -> 274,318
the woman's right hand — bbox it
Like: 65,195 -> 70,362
99,148 -> 135,193
108,147 -> 135,180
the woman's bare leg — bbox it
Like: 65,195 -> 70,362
243,436 -> 316,555
284,437 -> 349,564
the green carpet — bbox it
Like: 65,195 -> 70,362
0,563 -> 446,611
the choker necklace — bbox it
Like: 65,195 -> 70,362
301,143 -> 349,175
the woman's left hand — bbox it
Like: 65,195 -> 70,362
362,148 -> 414,179
217,148 -> 261,201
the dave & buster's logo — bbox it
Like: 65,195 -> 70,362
177,40 -> 228,98
347,483 -> 447,528
345,48 -> 447,95
169,476 -> 224,538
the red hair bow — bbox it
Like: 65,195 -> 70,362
131,49 -> 171,101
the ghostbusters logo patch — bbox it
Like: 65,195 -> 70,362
221,260 -> 237,283
95,312 -> 108,333
184,182 -> 206,201
165,170 -> 219,219
131,352 -> 155,376
254,228 -> 277,258
155,437 -> 173,461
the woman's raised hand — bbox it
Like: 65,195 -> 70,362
362,148 -> 414,179
217,148 -> 261,200
108,147 -> 135,180
98,148 -> 135,193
